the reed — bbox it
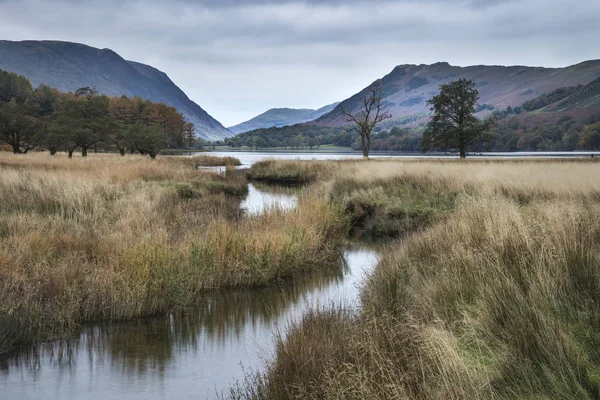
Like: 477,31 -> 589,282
0,153 -> 347,352
234,158 -> 600,400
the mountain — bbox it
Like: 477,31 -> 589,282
229,102 -> 338,134
0,40 -> 232,141
313,60 -> 600,128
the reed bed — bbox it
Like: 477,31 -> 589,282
0,153 -> 347,353
186,155 -> 242,167
234,158 -> 600,399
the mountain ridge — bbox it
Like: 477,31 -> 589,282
0,40 -> 232,141
312,60 -> 600,128
228,102 -> 339,134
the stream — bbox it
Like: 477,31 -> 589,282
0,175 -> 379,399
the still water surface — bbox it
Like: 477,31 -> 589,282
194,150 -> 599,167
0,179 -> 378,399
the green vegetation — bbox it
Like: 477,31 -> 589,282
522,85 -> 583,111
422,78 -> 495,158
0,69 -> 196,157
579,122 -> 600,150
224,125 -> 353,150
330,174 -> 458,239
232,158 -> 600,399
248,160 -> 322,185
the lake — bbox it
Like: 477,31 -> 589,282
191,150 -> 600,167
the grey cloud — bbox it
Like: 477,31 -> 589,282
0,0 -> 598,126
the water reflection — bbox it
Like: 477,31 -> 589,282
0,183 -> 379,399
241,183 -> 298,215
0,248 -> 378,399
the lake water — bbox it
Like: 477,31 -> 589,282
193,150 -> 600,167
0,183 -> 379,399
241,183 -> 298,215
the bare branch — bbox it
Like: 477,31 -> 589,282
339,79 -> 392,159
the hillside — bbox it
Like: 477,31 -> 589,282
228,60 -> 600,152
0,40 -> 232,140
313,60 -> 600,128
229,102 -> 338,134
553,77 -> 600,113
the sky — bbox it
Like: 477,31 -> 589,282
0,0 -> 599,126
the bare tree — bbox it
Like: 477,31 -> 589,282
340,80 -> 392,159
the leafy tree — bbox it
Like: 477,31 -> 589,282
579,122 -> 600,150
0,100 -> 40,153
254,137 -> 268,149
131,123 -> 164,159
422,78 -> 494,158
184,122 -> 196,148
74,86 -> 98,98
44,122 -> 69,155
289,134 -> 304,149
195,137 -> 207,150
52,91 -> 108,156
340,80 -> 392,159
0,69 -> 33,103
31,84 -> 62,116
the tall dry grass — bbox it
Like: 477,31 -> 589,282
0,153 -> 347,353
235,158 -> 600,399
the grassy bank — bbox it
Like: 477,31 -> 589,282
0,153 -> 347,353
188,154 -> 242,167
234,159 -> 600,399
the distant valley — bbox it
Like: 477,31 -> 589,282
229,102 -> 339,134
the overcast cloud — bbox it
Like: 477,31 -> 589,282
0,0 -> 598,126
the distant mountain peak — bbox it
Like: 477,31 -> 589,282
0,39 -> 232,141
228,102 -> 339,135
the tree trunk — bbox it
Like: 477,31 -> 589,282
119,148 -> 125,156
68,149 -> 74,158
360,134 -> 369,159
81,146 -> 88,157
149,152 -> 157,159
459,145 -> 466,159
50,148 -> 57,156
12,144 -> 21,154
130,147 -> 135,155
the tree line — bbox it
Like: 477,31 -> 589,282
0,69 -> 196,158
228,79 -> 600,154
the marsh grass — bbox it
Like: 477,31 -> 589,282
234,158 -> 600,399
247,160 -> 323,185
187,155 -> 242,167
0,153 -> 347,352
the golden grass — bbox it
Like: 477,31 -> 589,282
235,158 -> 600,399
186,155 -> 242,167
0,153 -> 347,352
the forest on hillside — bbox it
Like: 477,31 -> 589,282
0,69 -> 196,157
